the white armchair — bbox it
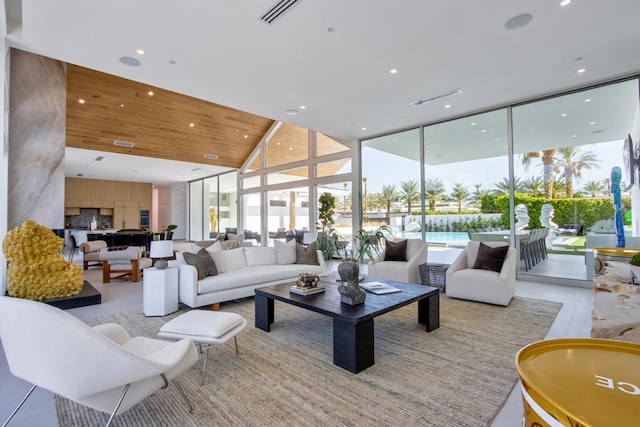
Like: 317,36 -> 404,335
367,238 -> 428,284
0,296 -> 198,426
445,241 -> 516,306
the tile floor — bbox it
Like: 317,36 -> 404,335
0,243 -> 592,426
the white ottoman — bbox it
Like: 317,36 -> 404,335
159,310 -> 247,385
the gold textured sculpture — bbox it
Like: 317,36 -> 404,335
2,220 -> 83,301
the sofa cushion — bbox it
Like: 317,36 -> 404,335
296,241 -> 320,265
244,246 -> 277,267
183,248 -> 218,280
472,242 -> 509,273
274,239 -> 297,264
384,239 -> 407,261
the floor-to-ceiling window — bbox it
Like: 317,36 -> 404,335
361,128 -> 421,237
359,77 -> 640,286
188,171 -> 238,241
423,109 -> 510,248
512,79 -> 640,281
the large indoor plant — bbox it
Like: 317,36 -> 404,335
352,225 -> 392,264
316,192 -> 341,261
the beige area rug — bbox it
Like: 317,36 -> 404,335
56,296 -> 561,427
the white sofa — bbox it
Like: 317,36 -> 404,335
171,243 -> 325,308
367,238 -> 428,284
445,241 -> 516,306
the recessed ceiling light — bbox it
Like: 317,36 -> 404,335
444,104 -> 451,109
561,113 -> 568,117
119,56 -> 141,67
577,68 -> 586,73
148,91 -> 154,96
190,123 -> 195,127
78,99 -> 85,104
590,121 -> 596,125
572,135 -> 577,138
119,103 -> 125,108
299,105 -> 306,110
390,69 -> 398,74
560,0 -> 571,6
136,49 -> 145,55
328,27 -> 335,33
471,122 -> 477,126
285,109 -> 298,116
505,14 -> 532,30
362,127 -> 367,131
244,135 -> 248,139
585,98 -> 592,102
289,147 -> 293,151
481,129 -> 487,133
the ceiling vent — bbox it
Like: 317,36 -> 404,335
260,0 -> 303,25
411,88 -> 462,106
204,154 -> 219,160
114,140 -> 134,148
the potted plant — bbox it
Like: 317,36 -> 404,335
160,224 -> 177,240
352,225 -> 392,264
316,192 -> 341,261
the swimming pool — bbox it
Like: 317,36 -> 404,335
397,231 -> 469,246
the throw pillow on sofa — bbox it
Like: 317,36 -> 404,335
274,239 -> 297,264
472,242 -> 509,273
183,248 -> 218,280
296,241 -> 320,265
244,246 -> 277,267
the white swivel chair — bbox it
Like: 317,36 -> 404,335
445,241 -> 516,306
367,238 -> 428,284
0,296 -> 198,427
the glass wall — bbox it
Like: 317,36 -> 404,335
361,128 -> 422,236
188,171 -> 238,241
359,78 -> 640,285
512,79 -> 640,280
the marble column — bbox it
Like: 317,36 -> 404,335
8,49 -> 66,230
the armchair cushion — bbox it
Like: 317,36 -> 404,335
183,248 -> 218,280
384,239 -> 407,261
472,242 -> 509,272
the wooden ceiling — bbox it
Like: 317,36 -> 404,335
65,64 -> 350,177
65,64 -> 275,169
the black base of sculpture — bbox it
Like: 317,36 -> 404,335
44,280 -> 101,310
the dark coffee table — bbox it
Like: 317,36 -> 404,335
254,278 -> 439,373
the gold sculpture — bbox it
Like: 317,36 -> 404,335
2,220 -> 83,301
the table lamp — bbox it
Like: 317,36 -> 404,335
150,240 -> 173,269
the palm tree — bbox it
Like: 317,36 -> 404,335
471,183 -> 489,208
522,176 -> 544,197
583,180 -> 605,197
362,177 -> 368,218
400,179 -> 420,214
521,149 -> 557,198
424,178 -> 446,212
602,178 -> 612,194
380,184 -> 401,218
494,176 -> 523,195
553,146 -> 600,198
551,178 -> 567,199
450,183 -> 470,214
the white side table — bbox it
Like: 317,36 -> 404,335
143,267 -> 179,316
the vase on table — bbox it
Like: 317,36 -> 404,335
337,260 -> 366,305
